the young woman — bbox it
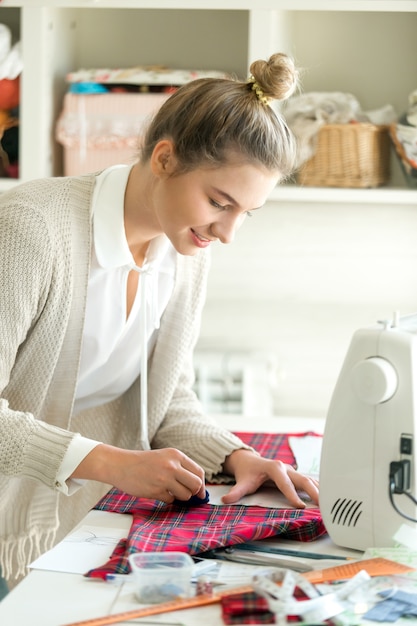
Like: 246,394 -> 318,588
0,52 -> 319,589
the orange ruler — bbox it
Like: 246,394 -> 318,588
304,556 -> 415,584
61,584 -> 253,626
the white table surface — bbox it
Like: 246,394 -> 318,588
0,416 -> 411,625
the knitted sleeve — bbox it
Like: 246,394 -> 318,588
152,363 -> 254,483
0,193 -> 52,387
0,399 -> 75,485
0,180 -> 83,488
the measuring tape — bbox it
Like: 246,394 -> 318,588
62,584 -> 253,626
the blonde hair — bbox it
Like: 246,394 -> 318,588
140,53 -> 299,179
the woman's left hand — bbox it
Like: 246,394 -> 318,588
221,449 -> 319,508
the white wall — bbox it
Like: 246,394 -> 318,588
196,198 -> 417,418
291,11 -> 417,116
193,9 -> 417,420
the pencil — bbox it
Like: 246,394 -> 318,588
231,543 -> 355,561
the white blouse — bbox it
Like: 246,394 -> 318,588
57,165 -> 177,494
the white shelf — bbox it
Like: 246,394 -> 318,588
4,1 -> 417,11
0,2 -> 416,206
270,186 -> 417,205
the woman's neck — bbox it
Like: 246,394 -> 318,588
123,161 -> 162,262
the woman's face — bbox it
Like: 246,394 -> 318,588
151,148 -> 280,256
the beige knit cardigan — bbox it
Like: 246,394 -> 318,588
0,174 -> 249,581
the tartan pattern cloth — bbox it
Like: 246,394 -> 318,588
221,591 -> 276,624
220,590 -> 333,624
86,432 -> 325,579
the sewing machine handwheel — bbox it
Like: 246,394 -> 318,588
350,357 -> 398,405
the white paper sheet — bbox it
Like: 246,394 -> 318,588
29,525 -> 124,574
289,435 -> 322,478
207,484 -> 318,508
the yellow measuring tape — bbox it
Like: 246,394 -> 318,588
62,584 -> 253,626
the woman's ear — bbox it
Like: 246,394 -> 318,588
150,139 -> 177,177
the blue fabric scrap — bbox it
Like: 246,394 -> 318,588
363,589 -> 417,622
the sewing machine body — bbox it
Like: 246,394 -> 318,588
320,313 -> 417,550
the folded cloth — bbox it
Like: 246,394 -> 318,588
363,589 -> 417,622
220,589 -> 332,625
86,432 -> 325,579
221,591 -> 276,624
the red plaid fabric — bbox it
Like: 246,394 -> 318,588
221,590 -> 333,624
221,591 -> 276,624
221,588 -> 336,625
86,432 -> 325,579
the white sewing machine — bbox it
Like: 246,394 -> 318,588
320,312 -> 417,550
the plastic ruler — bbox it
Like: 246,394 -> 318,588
61,584 -> 253,626
303,556 -> 415,584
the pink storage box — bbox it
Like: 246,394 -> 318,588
56,92 -> 170,175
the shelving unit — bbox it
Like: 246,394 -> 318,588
1,1 -> 417,206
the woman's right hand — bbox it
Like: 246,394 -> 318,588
71,444 -> 206,503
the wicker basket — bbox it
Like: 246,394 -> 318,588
297,123 -> 390,188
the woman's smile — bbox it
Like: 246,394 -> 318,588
190,228 -> 213,248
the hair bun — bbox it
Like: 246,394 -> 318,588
249,53 -> 298,102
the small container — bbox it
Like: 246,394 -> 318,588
128,551 -> 194,604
